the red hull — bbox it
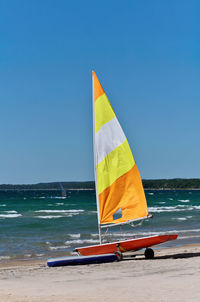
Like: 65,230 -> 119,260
76,234 -> 178,256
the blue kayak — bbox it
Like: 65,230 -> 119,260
47,253 -> 119,267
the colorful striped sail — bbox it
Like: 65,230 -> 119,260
92,71 -> 148,226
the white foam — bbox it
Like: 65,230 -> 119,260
172,217 -> 187,221
35,209 -> 84,213
193,206 -> 200,210
148,205 -> 198,213
169,198 -> 173,200
148,193 -> 154,195
49,245 -> 69,250
69,234 -> 81,238
0,204 -> 6,207
109,232 -> 135,237
178,228 -> 200,234
56,203 -> 64,205
0,214 -> 22,218
0,256 -> 10,260
95,229 -> 200,240
179,235 -> 200,240
123,229 -> 200,237
36,215 -> 64,219
65,239 -> 100,245
91,233 -> 99,237
178,199 -> 190,203
5,211 -> 18,214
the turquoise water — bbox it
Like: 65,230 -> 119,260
0,190 -> 199,261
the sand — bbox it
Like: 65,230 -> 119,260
0,245 -> 200,302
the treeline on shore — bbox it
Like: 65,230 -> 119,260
0,179 -> 200,190
142,178 -> 200,189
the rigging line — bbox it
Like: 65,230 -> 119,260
101,215 -> 152,228
129,219 -> 144,228
101,227 -> 112,243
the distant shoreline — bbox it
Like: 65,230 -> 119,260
0,178 -> 200,191
0,188 -> 200,191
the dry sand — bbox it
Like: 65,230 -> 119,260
0,245 -> 200,302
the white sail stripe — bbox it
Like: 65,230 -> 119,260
95,117 -> 126,165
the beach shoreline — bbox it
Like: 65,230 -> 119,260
0,244 -> 199,302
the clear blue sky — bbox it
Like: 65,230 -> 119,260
0,0 -> 199,184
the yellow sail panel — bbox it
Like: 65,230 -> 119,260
95,94 -> 115,133
93,71 -> 148,225
96,139 -> 135,194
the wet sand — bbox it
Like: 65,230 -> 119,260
0,245 -> 200,302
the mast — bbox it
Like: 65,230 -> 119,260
92,71 -> 102,244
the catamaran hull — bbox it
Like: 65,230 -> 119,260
47,253 -> 119,267
75,234 -> 178,256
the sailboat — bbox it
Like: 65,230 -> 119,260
59,183 -> 67,198
75,71 -> 178,259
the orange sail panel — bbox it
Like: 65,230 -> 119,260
92,71 -> 148,225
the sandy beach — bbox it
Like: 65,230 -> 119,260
0,245 -> 200,302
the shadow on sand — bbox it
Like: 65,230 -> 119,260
123,251 -> 200,261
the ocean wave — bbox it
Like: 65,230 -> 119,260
116,229 -> 200,237
69,233 -> 81,238
24,254 -> 32,258
49,245 -> 69,250
148,193 -> 154,195
56,203 -> 64,206
39,196 -> 66,200
35,209 -> 84,213
5,210 -> 18,213
178,199 -> 190,203
193,206 -> 200,210
148,205 -> 200,213
108,232 -> 136,237
0,256 -> 10,261
65,239 -> 100,245
0,204 -> 6,207
36,215 -> 67,219
179,235 -> 200,240
0,214 -> 22,218
172,217 -> 187,221
178,228 -> 200,233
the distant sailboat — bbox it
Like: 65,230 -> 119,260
76,71 -> 177,258
59,183 -> 67,198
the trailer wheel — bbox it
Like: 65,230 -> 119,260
144,248 -> 154,259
